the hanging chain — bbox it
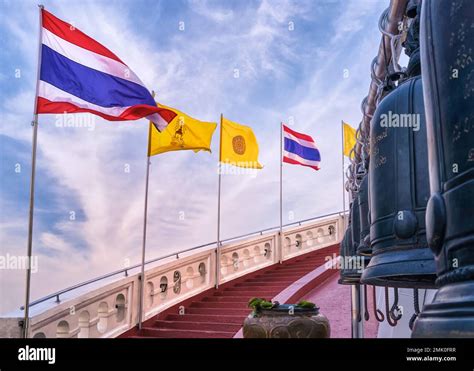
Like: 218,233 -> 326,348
373,285 -> 385,322
409,288 -> 420,330
364,285 -> 370,321
384,287 -> 399,327
389,287 -> 403,321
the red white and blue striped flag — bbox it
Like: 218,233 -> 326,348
283,124 -> 321,171
36,9 -> 175,131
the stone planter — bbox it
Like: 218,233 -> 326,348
243,304 -> 330,338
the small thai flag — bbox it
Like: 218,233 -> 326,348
36,9 -> 175,131
283,124 -> 321,171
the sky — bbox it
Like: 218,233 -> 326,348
0,0 -> 391,314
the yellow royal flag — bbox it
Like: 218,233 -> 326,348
220,117 -> 263,169
148,103 -> 217,156
343,121 -> 357,158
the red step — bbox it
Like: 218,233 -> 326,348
258,274 -> 303,280
275,262 -> 324,270
262,271 -> 306,277
225,285 -> 281,292
139,327 -> 234,338
190,301 -> 248,309
246,278 -> 294,284
186,307 -> 251,316
203,296 -> 250,302
221,289 -> 278,296
273,267 -> 314,272
234,280 -> 287,290
165,314 -> 245,324
154,320 -> 242,333
265,270 -> 311,276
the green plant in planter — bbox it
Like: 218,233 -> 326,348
248,297 -> 318,316
248,298 -> 273,315
296,300 -> 317,309
244,297 -> 329,338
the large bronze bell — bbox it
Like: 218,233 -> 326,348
357,175 -> 371,256
339,200 -> 364,285
360,3 -> 437,289
351,194 -> 361,258
361,74 -> 436,288
412,0 -> 474,337
338,227 -> 353,284
362,77 -> 436,288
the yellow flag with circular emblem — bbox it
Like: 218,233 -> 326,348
220,117 -> 263,169
148,103 -> 217,156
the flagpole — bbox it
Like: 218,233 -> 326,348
137,97 -> 154,330
215,114 -> 223,288
23,122 -> 38,338
279,122 -> 283,264
23,4 -> 44,339
341,120 -> 346,230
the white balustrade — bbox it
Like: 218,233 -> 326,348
2,214 -> 343,338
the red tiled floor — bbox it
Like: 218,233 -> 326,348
299,274 -> 379,338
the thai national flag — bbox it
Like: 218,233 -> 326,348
36,9 -> 175,131
283,124 -> 321,171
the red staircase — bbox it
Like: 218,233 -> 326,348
121,244 -> 338,338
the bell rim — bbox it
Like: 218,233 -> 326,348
360,248 -> 437,289
412,281 -> 474,338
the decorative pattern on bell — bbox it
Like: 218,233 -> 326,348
412,0 -> 474,338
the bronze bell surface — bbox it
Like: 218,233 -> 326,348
412,0 -> 474,337
338,227 -> 355,285
357,175 -> 371,256
361,75 -> 436,288
338,202 -> 359,285
351,194 -> 361,259
360,3 -> 437,289
339,196 -> 368,285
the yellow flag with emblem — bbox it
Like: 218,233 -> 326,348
342,121 -> 357,158
220,117 -> 263,169
148,103 -> 217,156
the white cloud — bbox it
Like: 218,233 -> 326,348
189,0 -> 235,23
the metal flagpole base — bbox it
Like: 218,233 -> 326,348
351,284 -> 364,338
